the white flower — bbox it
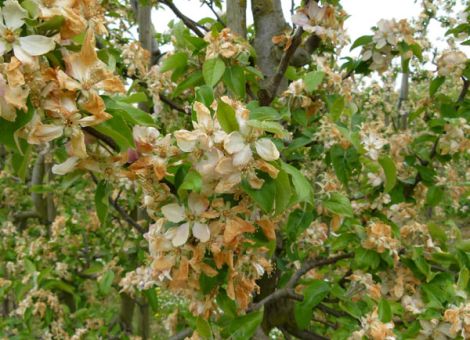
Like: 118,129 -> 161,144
52,156 -> 80,175
0,0 -> 55,64
224,132 -> 279,167
361,132 -> 387,160
162,193 -> 211,247
367,172 -> 383,187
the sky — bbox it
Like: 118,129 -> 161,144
151,0 -> 458,54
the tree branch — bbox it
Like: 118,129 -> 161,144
89,172 -> 146,234
286,253 -> 353,289
202,0 -> 225,26
247,287 -> 303,312
246,253 -> 352,312
169,328 -> 193,340
160,0 -> 205,38
160,94 -> 190,114
226,0 -> 246,38
457,76 -> 469,103
260,27 -> 304,106
83,127 -> 119,152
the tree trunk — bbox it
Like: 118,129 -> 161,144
227,0 -> 247,38
119,293 -> 135,333
251,0 -> 288,85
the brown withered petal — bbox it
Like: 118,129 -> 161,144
199,263 -> 218,278
257,219 -> 276,240
152,255 -> 175,272
255,160 -> 279,178
223,217 -> 255,244
6,57 -> 25,87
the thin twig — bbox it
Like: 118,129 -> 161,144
160,94 -> 189,114
457,76 -> 469,103
247,288 -> 303,312
89,172 -> 145,234
286,253 -> 353,289
246,253 -> 352,312
160,0 -> 205,37
317,303 -> 348,318
202,0 -> 225,26
169,328 -> 193,340
83,127 -> 119,152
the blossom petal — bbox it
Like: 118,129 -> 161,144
233,144 -> 252,167
255,138 -> 280,161
172,222 -> 190,247
0,39 -> 10,56
161,203 -> 186,223
19,35 -> 55,56
192,222 -> 210,243
291,13 -> 310,27
52,156 -> 79,175
13,45 -> 34,64
70,128 -> 87,158
193,101 -> 212,131
174,130 -> 199,152
188,193 -> 208,216
224,131 -> 245,154
3,0 -> 27,30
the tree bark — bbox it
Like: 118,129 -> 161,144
227,0 -> 247,38
251,0 -> 288,85
119,292 -> 135,333
31,154 -> 47,224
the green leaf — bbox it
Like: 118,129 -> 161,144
326,94 -> 345,121
350,35 -> 373,50
99,270 -> 115,295
115,92 -> 148,104
430,76 -> 445,97
160,52 -> 188,73
203,57 -> 226,87
174,71 -> 204,97
249,106 -> 281,121
217,291 -> 237,319
274,169 -> 292,215
281,162 -> 314,204
42,280 -> 75,295
143,288 -> 159,312
195,85 -> 214,108
223,65 -> 246,98
304,71 -> 325,92
11,143 -> 32,180
354,248 -> 380,270
426,186 -> 444,206
95,180 -> 110,225
378,299 -> 392,323
36,15 -> 64,36
217,100 -> 239,133
178,170 -> 202,195
246,120 -> 289,137
104,96 -> 154,126
379,156 -> 397,193
322,193 -> 353,217
285,209 -> 314,242
196,318 -> 212,339
294,280 -> 330,329
241,177 -> 276,213
0,103 -> 34,152
94,115 -> 134,151
222,311 -> 263,340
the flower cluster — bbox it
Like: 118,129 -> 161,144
361,19 -> 417,72
292,1 -> 348,45
437,50 -> 468,77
